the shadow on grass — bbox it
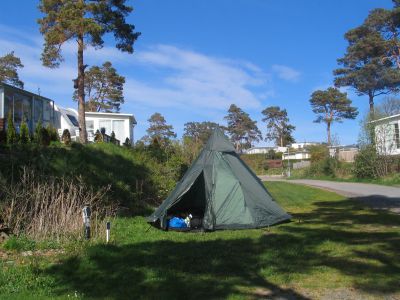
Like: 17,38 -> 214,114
46,238 -> 311,300
43,195 -> 400,298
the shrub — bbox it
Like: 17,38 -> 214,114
353,146 -> 378,178
123,137 -> 131,147
309,144 -> 329,163
110,131 -> 116,143
94,129 -> 103,143
47,124 -> 59,142
34,118 -> 43,144
19,118 -> 30,144
61,129 -> 72,146
6,111 -> 17,145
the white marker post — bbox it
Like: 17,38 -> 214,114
106,221 -> 111,243
82,206 -> 91,240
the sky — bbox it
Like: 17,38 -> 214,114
0,0 -> 394,145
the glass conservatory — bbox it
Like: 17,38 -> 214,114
0,82 -> 55,132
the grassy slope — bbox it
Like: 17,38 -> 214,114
1,182 -> 400,299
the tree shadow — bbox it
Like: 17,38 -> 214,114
42,192 -> 400,298
45,238 -> 311,300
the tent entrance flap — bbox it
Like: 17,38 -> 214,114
167,172 -> 206,217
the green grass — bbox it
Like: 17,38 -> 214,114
1,182 -> 399,299
289,171 -> 400,187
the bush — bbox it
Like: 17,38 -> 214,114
6,111 -> 17,145
123,137 -> 131,147
94,130 -> 103,143
19,118 -> 30,144
61,129 -> 72,146
353,146 -> 379,179
110,131 -> 116,143
47,124 -> 59,142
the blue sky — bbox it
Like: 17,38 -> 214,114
0,0 -> 394,145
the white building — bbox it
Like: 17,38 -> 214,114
245,146 -> 288,154
55,107 -> 137,145
371,114 -> 400,155
282,151 -> 311,160
290,142 -> 320,149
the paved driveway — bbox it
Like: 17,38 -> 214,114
259,176 -> 400,213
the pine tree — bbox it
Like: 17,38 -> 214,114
19,118 -> 30,144
224,104 -> 261,151
38,0 -> 140,143
309,88 -> 358,145
6,111 -> 17,145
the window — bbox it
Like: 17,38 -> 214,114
86,120 -> 94,131
112,120 -> 125,142
34,98 -> 43,122
43,100 -> 52,121
67,114 -> 79,127
99,120 -> 112,135
395,123 -> 400,149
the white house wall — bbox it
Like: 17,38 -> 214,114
85,115 -> 133,143
375,117 -> 400,155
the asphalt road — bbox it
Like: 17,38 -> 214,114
259,176 -> 400,213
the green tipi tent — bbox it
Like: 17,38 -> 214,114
148,128 -> 291,230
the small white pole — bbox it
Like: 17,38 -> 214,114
106,221 -> 110,243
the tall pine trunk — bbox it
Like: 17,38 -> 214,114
77,34 -> 87,143
368,92 -> 374,114
327,121 -> 331,146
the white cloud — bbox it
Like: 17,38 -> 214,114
272,64 -> 301,82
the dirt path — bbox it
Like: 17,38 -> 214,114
260,176 -> 400,213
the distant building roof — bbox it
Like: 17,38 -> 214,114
370,114 -> 400,123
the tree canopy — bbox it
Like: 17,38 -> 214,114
309,87 -> 358,145
144,113 -> 177,146
334,6 -> 400,112
0,51 -> 24,88
261,106 -> 295,147
38,0 -> 140,143
183,121 -> 223,144
224,104 -> 261,151
74,61 -> 125,112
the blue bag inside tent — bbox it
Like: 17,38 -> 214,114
169,217 -> 187,228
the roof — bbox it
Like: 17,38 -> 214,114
370,113 -> 400,124
80,111 -> 137,124
0,81 -> 54,102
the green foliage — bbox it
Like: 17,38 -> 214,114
61,129 -> 71,146
74,61 -> 125,112
334,16 -> 400,111
224,104 -> 261,151
46,124 -> 59,142
1,235 -> 36,252
0,51 -> 24,88
309,88 -> 358,145
353,145 -> 379,178
183,121 -> 223,145
38,0 -> 141,143
0,142 -> 188,212
110,131 -> 116,143
6,110 -> 17,145
309,144 -> 329,163
38,0 -> 141,67
34,121 -> 51,146
94,129 -> 103,143
144,112 -> 177,146
261,106 -> 295,147
19,118 -> 30,144
123,137 -> 131,147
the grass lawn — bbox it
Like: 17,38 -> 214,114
1,182 -> 399,299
